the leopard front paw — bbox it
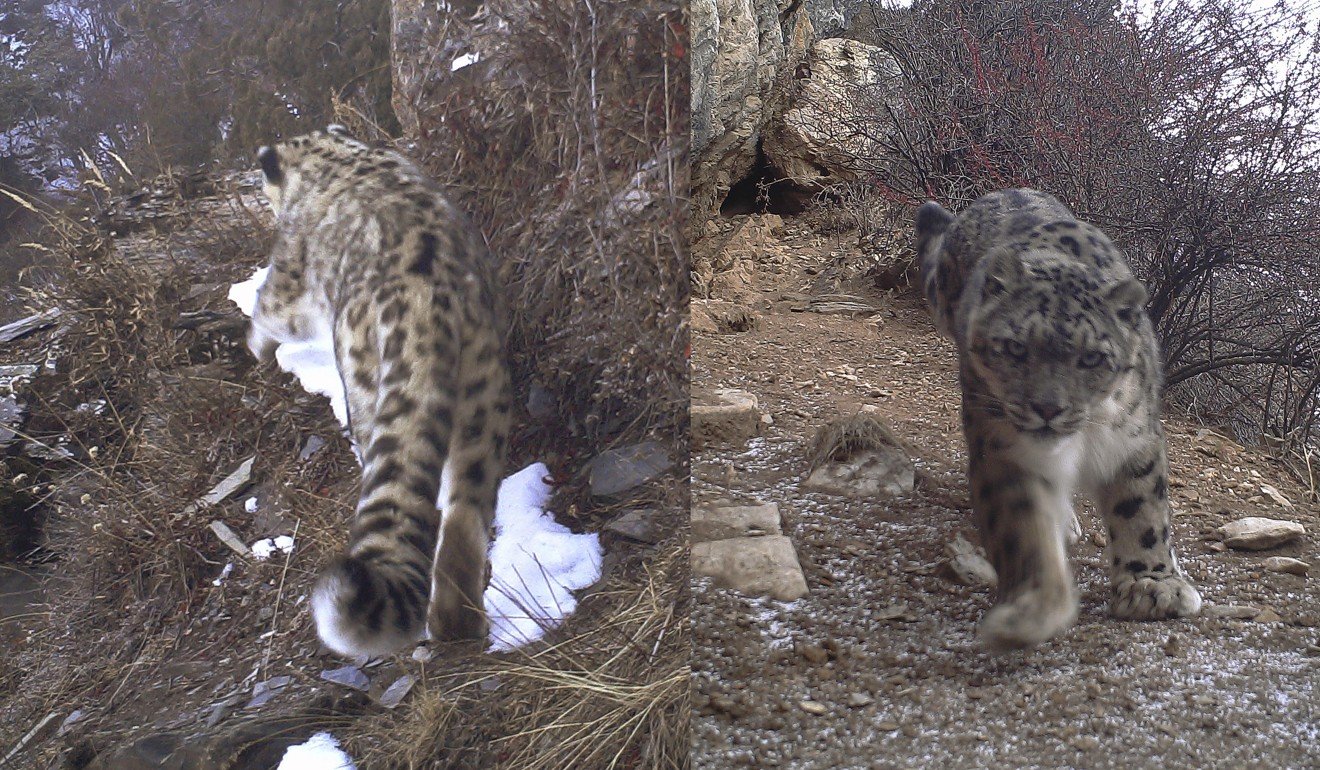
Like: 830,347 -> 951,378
1111,574 -> 1201,620
980,584 -> 1078,650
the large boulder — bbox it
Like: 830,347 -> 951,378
690,0 -> 814,225
762,38 -> 900,202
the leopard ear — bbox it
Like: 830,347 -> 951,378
1107,278 -> 1148,324
914,201 -> 955,264
915,201 -> 954,239
983,248 -> 1024,296
257,146 -> 282,186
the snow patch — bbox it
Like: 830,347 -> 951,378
277,732 -> 355,770
250,536 -> 294,560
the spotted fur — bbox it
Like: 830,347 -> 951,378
250,127 -> 511,657
915,188 -> 1201,649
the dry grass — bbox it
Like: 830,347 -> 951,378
344,536 -> 689,769
0,176 -> 365,766
807,411 -> 909,473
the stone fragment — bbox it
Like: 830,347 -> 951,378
1205,605 -> 1262,619
802,450 -> 915,498
588,441 -> 673,497
183,457 -> 255,516
803,412 -> 915,498
1258,484 -> 1293,508
377,674 -> 415,709
246,675 -> 291,709
319,665 -> 370,691
0,308 -> 62,343
1261,556 -> 1309,576
1219,517 -> 1304,550
941,534 -> 998,588
604,508 -> 664,544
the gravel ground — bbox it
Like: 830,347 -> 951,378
690,216 -> 1319,769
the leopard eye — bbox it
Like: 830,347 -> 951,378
1079,350 -> 1107,369
1001,339 -> 1028,360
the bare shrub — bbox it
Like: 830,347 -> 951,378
836,0 -> 1320,451
392,0 -> 688,475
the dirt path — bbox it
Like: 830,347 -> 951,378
690,215 -> 1319,769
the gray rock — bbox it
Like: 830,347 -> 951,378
805,0 -> 869,37
0,308 -> 62,343
692,534 -> 809,600
0,363 -> 39,390
182,457 -> 255,516
804,411 -> 914,498
377,674 -> 415,709
690,0 -> 814,222
1205,605 -> 1264,619
604,508 -> 665,544
802,449 -> 914,498
319,665 -> 370,691
941,534 -> 998,588
588,441 -> 673,497
691,502 -> 782,543
526,381 -> 557,420
1219,517 -> 1305,550
298,434 -> 327,461
0,396 -> 26,447
692,388 -> 762,449
246,675 -> 291,709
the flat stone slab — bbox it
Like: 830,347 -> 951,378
1219,517 -> 1305,550
692,502 -> 782,543
692,388 -> 761,449
692,534 -> 808,601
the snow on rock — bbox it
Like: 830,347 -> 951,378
277,732 -> 355,770
229,268 -> 603,650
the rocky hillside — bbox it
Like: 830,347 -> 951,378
0,0 -> 687,766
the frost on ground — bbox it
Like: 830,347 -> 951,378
277,731 -> 355,770
229,268 -> 603,651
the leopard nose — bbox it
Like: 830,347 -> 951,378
1031,401 -> 1064,421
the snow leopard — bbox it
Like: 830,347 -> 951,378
915,188 -> 1201,649
249,126 -> 511,657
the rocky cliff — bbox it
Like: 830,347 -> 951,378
691,0 -> 899,223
